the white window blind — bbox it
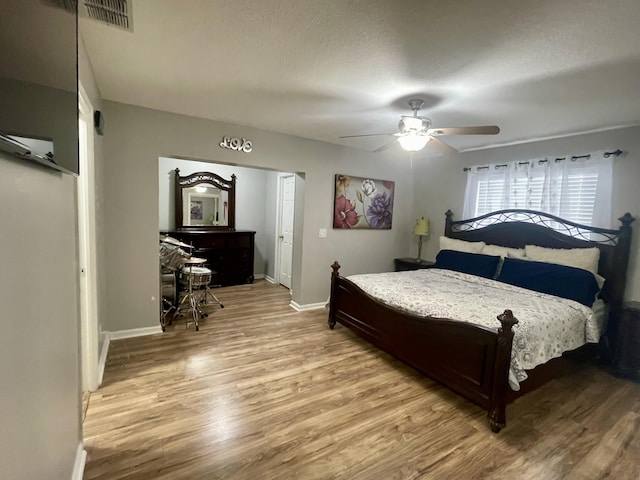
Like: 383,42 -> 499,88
475,178 -> 505,215
559,173 -> 599,225
463,153 -> 614,227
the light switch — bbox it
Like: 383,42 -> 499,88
319,228 -> 327,238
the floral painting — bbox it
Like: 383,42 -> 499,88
333,174 -> 394,229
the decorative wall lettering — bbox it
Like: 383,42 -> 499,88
220,136 -> 252,153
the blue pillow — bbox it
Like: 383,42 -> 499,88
434,250 -> 501,279
497,257 -> 600,307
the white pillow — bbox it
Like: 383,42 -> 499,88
524,245 -> 600,276
439,236 -> 485,254
482,244 -> 526,259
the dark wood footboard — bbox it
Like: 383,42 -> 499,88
328,261 -> 517,432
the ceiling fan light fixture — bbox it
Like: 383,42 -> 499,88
398,134 -> 430,152
338,98 -> 498,154
400,116 -> 424,132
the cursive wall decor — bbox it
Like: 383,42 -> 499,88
220,136 -> 252,153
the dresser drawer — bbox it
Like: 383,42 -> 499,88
161,230 -> 255,286
219,249 -> 250,264
227,235 -> 252,249
198,236 -> 226,249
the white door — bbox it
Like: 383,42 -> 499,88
78,85 -> 99,392
278,175 -> 295,289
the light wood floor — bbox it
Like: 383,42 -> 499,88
83,280 -> 640,480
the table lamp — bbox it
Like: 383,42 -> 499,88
414,217 -> 429,260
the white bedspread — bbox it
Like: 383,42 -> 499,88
347,269 -> 603,390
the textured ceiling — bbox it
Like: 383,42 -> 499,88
80,0 -> 640,156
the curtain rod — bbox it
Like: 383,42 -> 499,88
463,148 -> 623,172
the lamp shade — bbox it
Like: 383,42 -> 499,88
398,134 -> 430,152
414,217 -> 429,236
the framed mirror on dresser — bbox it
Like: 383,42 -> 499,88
163,168 -> 255,285
174,169 -> 236,230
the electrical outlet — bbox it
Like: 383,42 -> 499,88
319,228 -> 327,238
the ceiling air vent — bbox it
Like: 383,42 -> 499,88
42,0 -> 134,32
81,0 -> 133,31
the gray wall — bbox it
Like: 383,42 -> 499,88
0,32 -> 105,479
413,126 -> 640,301
0,34 -> 105,478
102,100 -> 415,331
0,153 -> 81,478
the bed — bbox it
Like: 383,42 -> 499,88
328,209 -> 634,432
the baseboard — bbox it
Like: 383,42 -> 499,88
254,273 -> 265,280
290,300 -> 326,312
108,325 -> 163,340
97,331 -> 110,386
71,442 -> 86,480
263,275 -> 275,284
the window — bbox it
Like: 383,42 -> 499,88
463,154 -> 613,227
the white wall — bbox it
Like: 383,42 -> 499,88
0,153 -> 81,479
102,101 -> 415,331
264,171 -> 280,280
79,33 -> 107,372
412,126 -> 640,301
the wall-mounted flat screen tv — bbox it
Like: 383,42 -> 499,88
0,0 -> 79,176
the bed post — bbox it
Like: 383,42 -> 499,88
602,213 -> 635,359
488,309 -> 519,433
612,213 -> 634,307
444,210 -> 454,237
328,261 -> 341,329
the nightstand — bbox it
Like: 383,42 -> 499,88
613,301 -> 640,381
394,257 -> 435,272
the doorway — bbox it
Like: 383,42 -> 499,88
159,157 -> 299,289
276,174 -> 295,289
78,84 -> 99,392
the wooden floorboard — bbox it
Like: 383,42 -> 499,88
83,280 -> 640,479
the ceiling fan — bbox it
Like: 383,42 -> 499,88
339,99 -> 500,153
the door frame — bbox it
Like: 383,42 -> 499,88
274,173 -> 295,288
78,83 -> 100,392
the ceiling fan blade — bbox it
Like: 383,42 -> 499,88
374,138 -> 399,152
339,133 -> 395,139
428,136 -> 458,154
428,126 -> 500,136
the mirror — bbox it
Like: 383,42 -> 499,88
174,168 -> 236,230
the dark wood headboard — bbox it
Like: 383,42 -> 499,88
444,209 -> 634,310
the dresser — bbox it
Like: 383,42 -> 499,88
162,230 -> 255,286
